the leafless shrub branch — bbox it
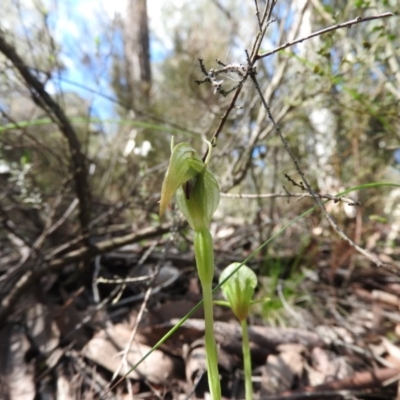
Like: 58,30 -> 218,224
0,32 -> 91,236
197,5 -> 393,267
257,12 -> 394,60
246,51 -> 384,267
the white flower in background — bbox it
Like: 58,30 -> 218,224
123,137 -> 152,158
133,140 -> 152,157
0,161 -> 10,174
123,129 -> 138,157
123,138 -> 136,157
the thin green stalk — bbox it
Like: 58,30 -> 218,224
241,319 -> 253,400
194,229 -> 221,400
194,229 -> 215,285
201,281 -> 221,400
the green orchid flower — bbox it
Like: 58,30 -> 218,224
160,141 -> 219,231
219,262 -> 257,322
219,263 -> 258,400
160,140 -> 221,399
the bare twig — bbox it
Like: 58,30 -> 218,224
257,12 -> 394,60
246,52 -> 384,268
111,241 -> 158,305
221,191 -> 360,206
229,1 -> 306,190
253,0 -> 262,31
0,223 -> 174,325
62,285 -> 121,343
202,84 -> 244,162
248,0 -> 276,61
96,275 -> 153,285
112,285 -> 153,382
284,173 -> 361,205
200,1 -> 276,161
45,197 -> 79,236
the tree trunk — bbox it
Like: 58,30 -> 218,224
124,0 -> 152,108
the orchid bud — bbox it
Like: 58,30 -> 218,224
160,142 -> 219,231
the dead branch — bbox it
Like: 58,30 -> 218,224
221,191 -> 360,206
0,33 -> 91,236
0,223 -> 174,326
201,1 -> 276,162
246,52 -> 384,268
257,12 -> 394,60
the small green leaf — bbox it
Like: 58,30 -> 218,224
20,150 -> 31,165
369,214 -> 387,223
219,263 -> 257,321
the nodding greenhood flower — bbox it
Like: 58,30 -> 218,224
160,140 -> 222,400
159,141 -> 219,232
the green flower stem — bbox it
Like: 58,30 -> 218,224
201,280 -> 221,400
241,318 -> 253,400
194,229 -> 221,400
194,229 -> 214,285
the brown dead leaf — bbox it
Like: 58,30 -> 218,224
83,323 -> 183,384
382,337 -> 400,367
148,299 -> 204,325
54,298 -> 90,349
184,339 -> 207,384
183,338 -> 238,384
307,347 -> 353,386
372,290 -> 400,307
56,372 -> 74,400
260,344 -> 304,395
